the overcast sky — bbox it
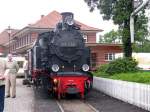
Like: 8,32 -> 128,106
0,0 -> 118,34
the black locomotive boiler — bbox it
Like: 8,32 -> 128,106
28,12 -> 93,99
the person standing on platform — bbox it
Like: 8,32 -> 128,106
22,55 -> 29,86
5,54 -> 19,98
0,58 -> 6,112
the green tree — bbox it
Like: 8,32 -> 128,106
84,0 -> 148,57
133,9 -> 149,52
100,29 -> 122,43
100,10 -> 149,50
133,40 -> 150,52
134,9 -> 149,43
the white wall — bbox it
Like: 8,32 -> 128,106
115,53 -> 150,70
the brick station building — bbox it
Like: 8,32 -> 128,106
0,11 -> 122,69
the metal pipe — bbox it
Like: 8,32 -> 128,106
130,0 -> 149,43
130,16 -> 134,43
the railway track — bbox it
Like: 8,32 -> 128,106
56,100 -> 99,112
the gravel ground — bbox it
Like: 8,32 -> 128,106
86,89 -> 149,112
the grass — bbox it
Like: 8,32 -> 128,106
93,71 -> 150,84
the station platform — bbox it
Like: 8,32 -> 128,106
4,78 -> 61,112
4,79 -> 34,112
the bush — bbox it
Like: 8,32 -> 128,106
96,64 -> 109,73
93,64 -> 109,77
97,58 -> 138,75
106,58 -> 138,75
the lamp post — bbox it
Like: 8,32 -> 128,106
7,26 -> 11,53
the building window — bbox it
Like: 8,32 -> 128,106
16,40 -> 19,48
24,36 -> 26,45
105,53 -> 115,61
10,45 -> 12,52
12,44 -> 14,50
21,37 -> 24,46
91,53 -> 97,67
19,38 -> 21,47
14,43 -> 16,49
20,38 -> 22,46
22,36 -> 25,46
29,34 -> 32,43
19,38 -> 22,47
83,34 -> 88,43
26,35 -> 28,44
25,36 -> 28,45
22,37 -> 24,46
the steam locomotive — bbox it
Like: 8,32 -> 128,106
28,12 -> 93,99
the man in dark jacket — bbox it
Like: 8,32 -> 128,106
0,58 -> 6,112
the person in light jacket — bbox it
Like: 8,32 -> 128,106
5,54 -> 19,98
22,55 -> 30,86
0,58 -> 6,112
23,56 -> 28,80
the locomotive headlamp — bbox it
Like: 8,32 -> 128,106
82,64 -> 89,72
53,78 -> 58,84
52,64 -> 59,72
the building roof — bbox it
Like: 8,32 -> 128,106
0,29 -> 18,45
31,11 -> 103,32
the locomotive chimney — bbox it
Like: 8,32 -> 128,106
61,12 -> 74,25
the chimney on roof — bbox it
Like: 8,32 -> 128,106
41,15 -> 44,18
